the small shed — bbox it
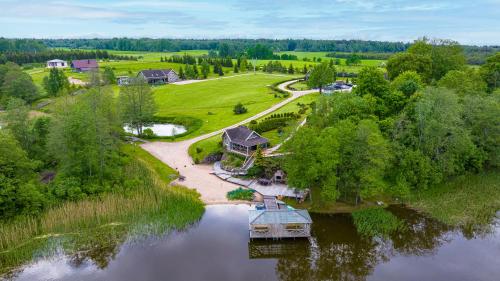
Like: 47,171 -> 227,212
273,170 -> 285,183
248,209 -> 312,239
117,76 -> 130,85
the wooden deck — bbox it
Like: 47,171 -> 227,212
263,196 -> 279,210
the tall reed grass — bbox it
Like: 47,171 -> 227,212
0,156 -> 204,274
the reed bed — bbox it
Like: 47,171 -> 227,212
0,158 -> 204,274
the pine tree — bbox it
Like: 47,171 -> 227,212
201,60 -> 210,79
218,65 -> 224,76
234,64 -> 239,73
302,65 -> 308,74
179,66 -> 185,80
192,64 -> 199,78
288,63 -> 294,74
160,57 -> 164,62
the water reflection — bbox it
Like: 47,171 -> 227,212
9,205 -> 500,281
123,123 -> 187,136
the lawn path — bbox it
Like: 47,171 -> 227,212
170,72 -> 289,85
141,79 -> 316,203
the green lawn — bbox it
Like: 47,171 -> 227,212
188,134 -> 222,163
188,92 -> 320,160
153,73 -> 298,138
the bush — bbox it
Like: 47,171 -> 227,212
352,207 -> 406,238
227,187 -> 254,201
141,128 -> 156,139
233,103 -> 248,115
195,147 -> 203,154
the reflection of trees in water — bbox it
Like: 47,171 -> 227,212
257,207 -> 455,281
388,205 -> 452,257
69,228 -> 126,269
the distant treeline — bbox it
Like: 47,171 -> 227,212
0,49 -> 136,65
39,38 -> 411,53
1,38 -> 498,65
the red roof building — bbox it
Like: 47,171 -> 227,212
71,59 -> 98,72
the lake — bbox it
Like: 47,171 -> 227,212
124,123 -> 187,136
8,205 -> 500,281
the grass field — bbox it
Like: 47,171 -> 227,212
153,73 -> 297,138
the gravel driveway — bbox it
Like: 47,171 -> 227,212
141,79 -> 317,203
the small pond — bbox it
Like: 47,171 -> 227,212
124,123 -> 187,137
7,205 -> 500,281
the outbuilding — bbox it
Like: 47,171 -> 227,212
46,59 -> 68,68
248,208 -> 312,239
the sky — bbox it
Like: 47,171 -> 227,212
1,0 -> 499,45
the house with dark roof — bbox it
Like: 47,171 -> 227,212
222,125 -> 268,156
71,59 -> 98,72
137,69 -> 179,85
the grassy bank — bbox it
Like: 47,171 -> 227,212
0,146 -> 204,275
408,171 -> 500,227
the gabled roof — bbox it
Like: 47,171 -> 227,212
138,69 -> 175,79
47,59 -> 66,63
224,126 -> 268,147
249,209 -> 312,225
71,59 -> 98,69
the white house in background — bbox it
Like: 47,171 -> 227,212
46,59 -> 68,68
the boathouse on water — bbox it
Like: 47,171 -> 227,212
248,196 -> 312,239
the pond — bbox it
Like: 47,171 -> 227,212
8,205 -> 500,281
124,123 -> 187,137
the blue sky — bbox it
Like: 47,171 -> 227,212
1,0 -> 499,45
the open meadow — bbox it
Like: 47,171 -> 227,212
153,73 -> 298,138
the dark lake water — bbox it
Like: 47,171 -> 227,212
9,205 -> 500,281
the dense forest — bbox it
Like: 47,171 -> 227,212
283,40 -> 500,204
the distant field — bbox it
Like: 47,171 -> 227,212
153,73 -> 297,138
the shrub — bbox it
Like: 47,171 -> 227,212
227,188 -> 254,201
233,103 -> 248,115
352,207 -> 406,238
141,128 -> 156,139
195,147 -> 203,154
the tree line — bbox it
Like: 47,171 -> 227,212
37,38 -> 411,53
284,39 -> 500,204
0,71 -> 158,220
0,49 -> 136,65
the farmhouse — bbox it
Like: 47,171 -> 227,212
71,59 -> 98,72
138,69 -> 179,85
222,126 -> 268,156
46,59 -> 68,68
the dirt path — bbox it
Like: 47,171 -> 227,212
141,79 -> 317,203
